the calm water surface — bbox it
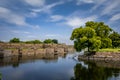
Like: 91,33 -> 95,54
0,52 -> 120,80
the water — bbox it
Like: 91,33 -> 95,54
0,52 -> 120,80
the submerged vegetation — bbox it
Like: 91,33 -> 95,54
70,21 -> 120,53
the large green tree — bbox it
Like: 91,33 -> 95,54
71,27 -> 101,52
70,21 -> 113,53
86,21 -> 112,48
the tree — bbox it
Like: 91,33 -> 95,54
10,38 -> 20,43
86,21 -> 112,38
109,32 -> 120,48
43,39 -> 53,43
101,38 -> 112,48
71,27 -> 101,52
86,21 -> 113,48
52,39 -> 58,44
70,21 -> 113,53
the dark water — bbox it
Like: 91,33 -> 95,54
0,52 -> 120,80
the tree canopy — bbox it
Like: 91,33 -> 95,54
52,39 -> 58,44
43,39 -> 58,44
70,21 -> 113,52
109,32 -> 120,48
9,38 -> 20,43
25,40 -> 42,44
71,26 -> 101,52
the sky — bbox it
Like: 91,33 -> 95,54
0,0 -> 120,44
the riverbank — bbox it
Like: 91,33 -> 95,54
0,43 -> 75,57
78,51 -> 120,61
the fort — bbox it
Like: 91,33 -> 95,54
0,43 -> 75,57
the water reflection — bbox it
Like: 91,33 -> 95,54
0,73 -> 1,80
0,52 -> 120,80
0,53 -> 66,68
72,61 -> 120,80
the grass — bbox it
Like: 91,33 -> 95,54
98,48 -> 120,52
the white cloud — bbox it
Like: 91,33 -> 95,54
32,1 -> 64,14
110,13 -> 120,21
11,30 -> 30,34
34,25 -> 41,29
45,34 -> 61,37
0,7 -> 29,26
91,0 -> 107,10
65,15 -> 97,28
24,0 -> 45,7
101,0 -> 120,15
76,0 -> 95,5
49,15 -> 64,22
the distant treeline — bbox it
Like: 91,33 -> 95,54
0,38 -> 58,44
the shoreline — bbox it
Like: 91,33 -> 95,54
0,43 -> 75,57
78,52 -> 120,61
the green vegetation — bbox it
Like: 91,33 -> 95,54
43,39 -> 58,44
109,32 -> 120,48
8,38 -> 59,44
70,21 -> 120,54
25,40 -> 42,44
70,27 -> 101,52
52,39 -> 58,44
10,38 -> 20,43
98,48 -> 120,52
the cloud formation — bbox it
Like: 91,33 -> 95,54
24,0 -> 45,7
65,16 -> 97,28
0,0 -> 120,44
0,7 -> 29,26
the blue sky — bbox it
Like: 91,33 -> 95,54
0,0 -> 120,44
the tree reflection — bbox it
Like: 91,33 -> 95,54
0,73 -> 1,80
72,62 -> 120,80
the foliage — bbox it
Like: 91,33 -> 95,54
9,38 -> 20,43
101,38 -> 112,48
25,40 -> 42,44
52,39 -> 58,44
43,39 -> 58,44
109,32 -> 120,48
43,39 -> 53,43
70,25 -> 101,52
86,21 -> 112,38
70,21 -> 113,53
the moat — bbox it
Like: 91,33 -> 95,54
0,52 -> 120,80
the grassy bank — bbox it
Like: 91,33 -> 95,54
98,48 -> 120,52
